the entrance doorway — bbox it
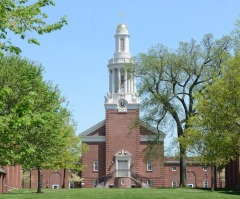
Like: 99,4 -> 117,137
115,151 -> 131,177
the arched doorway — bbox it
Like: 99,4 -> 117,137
49,172 -> 61,189
187,170 -> 197,188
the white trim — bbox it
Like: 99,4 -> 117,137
105,103 -> 140,110
82,136 -> 105,142
81,120 -> 105,136
93,161 -> 98,172
52,184 -> 59,189
172,180 -> 177,187
203,180 -> 208,188
203,166 -> 208,171
140,135 -> 165,142
188,184 -> 194,188
172,166 -> 177,171
147,161 -> 152,171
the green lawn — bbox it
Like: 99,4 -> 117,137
1,188 -> 239,199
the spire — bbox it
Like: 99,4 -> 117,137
105,24 -> 140,110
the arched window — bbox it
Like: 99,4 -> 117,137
120,38 -> 125,51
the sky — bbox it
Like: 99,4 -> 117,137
13,0 -> 240,149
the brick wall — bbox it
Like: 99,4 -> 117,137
165,162 -> 211,188
105,109 -> 140,175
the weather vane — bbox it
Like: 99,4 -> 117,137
119,12 -> 125,22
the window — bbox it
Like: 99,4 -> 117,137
172,180 -> 177,188
188,184 -> 194,188
52,184 -> 59,189
203,166 -> 208,171
93,161 -> 98,171
147,161 -> 152,171
69,181 -> 74,189
120,38 -> 125,51
172,166 -> 176,171
147,180 -> 153,187
203,180 -> 208,188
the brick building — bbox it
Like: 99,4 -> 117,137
81,23 -> 165,188
164,158 -> 225,188
22,169 -> 73,189
225,156 -> 240,190
0,166 -> 22,193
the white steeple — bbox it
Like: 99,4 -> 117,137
105,23 -> 140,111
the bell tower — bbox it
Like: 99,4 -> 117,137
105,23 -> 140,112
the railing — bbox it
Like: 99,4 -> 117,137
94,171 -> 115,188
131,172 -> 152,187
94,170 -> 152,188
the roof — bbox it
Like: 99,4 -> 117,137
81,120 -> 105,136
0,168 -> 7,174
80,119 -> 165,142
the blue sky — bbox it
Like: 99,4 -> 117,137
15,0 -> 240,147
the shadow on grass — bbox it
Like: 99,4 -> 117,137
197,188 -> 240,196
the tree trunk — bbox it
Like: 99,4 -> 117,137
179,143 -> 187,187
62,168 -> 66,188
211,165 -> 215,192
37,167 -> 42,193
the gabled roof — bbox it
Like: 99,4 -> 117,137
80,119 -> 166,142
81,120 -> 106,136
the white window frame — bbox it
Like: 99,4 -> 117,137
69,181 -> 74,189
188,184 -> 194,188
52,184 -> 59,189
172,166 -> 176,171
147,161 -> 152,171
172,180 -> 177,187
147,180 -> 153,187
93,161 -> 98,172
120,38 -> 125,51
203,180 -> 208,188
203,166 -> 208,171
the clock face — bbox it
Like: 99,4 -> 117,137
118,99 -> 127,109
119,101 -> 126,108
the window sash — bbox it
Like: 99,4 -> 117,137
93,161 -> 98,171
147,161 -> 152,171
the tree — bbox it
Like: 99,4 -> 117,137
179,55 -> 240,191
44,119 -> 88,188
0,0 -> 67,55
0,55 -> 74,193
129,34 -> 232,186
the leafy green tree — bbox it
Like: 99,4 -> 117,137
0,55 -> 74,193
129,34 -> 232,186
180,55 -> 240,191
44,119 -> 88,188
0,0 -> 67,55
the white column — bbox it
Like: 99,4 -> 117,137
133,76 -> 136,94
127,72 -> 130,93
124,69 -> 127,93
118,68 -> 121,93
112,69 -> 115,93
109,69 -> 112,93
130,75 -> 133,94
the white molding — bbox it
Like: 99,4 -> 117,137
140,134 -> 165,142
105,103 -> 140,110
81,120 -> 106,136
82,136 -> 106,142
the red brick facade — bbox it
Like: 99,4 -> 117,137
81,109 -> 165,188
0,166 -> 22,193
22,169 -> 73,189
225,156 -> 240,190
164,158 -> 225,188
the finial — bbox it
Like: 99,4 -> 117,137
119,12 -> 125,23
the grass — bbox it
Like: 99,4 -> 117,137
1,188 -> 239,199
